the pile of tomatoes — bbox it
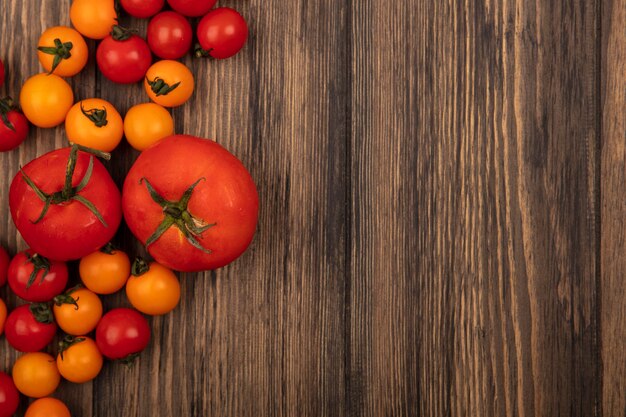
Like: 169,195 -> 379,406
0,1 -> 258,416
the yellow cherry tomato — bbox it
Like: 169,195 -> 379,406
0,298 -> 6,335
25,397 -> 71,417
20,73 -> 74,128
37,26 -> 88,77
53,288 -> 103,335
65,98 -> 124,152
70,0 -> 118,40
144,60 -> 194,107
79,247 -> 130,294
56,336 -> 103,383
123,103 -> 174,151
126,259 -> 180,315
13,352 -> 61,398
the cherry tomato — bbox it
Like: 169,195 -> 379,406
123,103 -> 174,151
56,336 -> 103,383
12,352 -> 61,398
20,73 -> 73,128
8,250 -> 68,302
0,97 -> 29,152
196,7 -> 248,59
120,0 -> 164,18
126,258 -> 180,315
4,304 -> 57,352
0,371 -> 20,417
0,245 -> 9,286
0,58 -> 4,88
25,398 -> 71,417
147,11 -> 192,59
37,26 -> 88,77
70,0 -> 118,40
53,288 -> 103,336
166,0 -> 216,17
97,26 -> 152,84
144,60 -> 194,107
79,245 -> 130,294
65,98 -> 123,152
0,299 -> 6,336
96,308 -> 150,360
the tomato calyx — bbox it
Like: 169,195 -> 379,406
110,25 -> 137,41
24,252 -> 51,289
99,242 -> 117,255
140,177 -> 216,253
131,256 -> 150,276
29,302 -> 54,324
120,352 -> 140,367
80,102 -> 108,127
0,96 -> 17,131
53,286 -> 81,310
193,43 -> 214,59
57,335 -> 85,360
37,38 -> 74,74
145,76 -> 180,96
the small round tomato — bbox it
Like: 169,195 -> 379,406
13,352 -> 61,398
0,245 -> 9,286
79,245 -> 130,294
97,26 -> 152,84
25,398 -> 71,417
65,98 -> 123,152
37,26 -> 88,77
121,0 -> 164,18
96,308 -> 150,360
0,97 -> 30,152
4,304 -> 57,352
166,0 -> 216,17
8,250 -> 68,302
123,103 -> 174,151
147,11 -> 192,59
0,299 -> 7,336
144,60 -> 194,107
56,336 -> 103,383
70,0 -> 117,40
196,8 -> 248,59
20,73 -> 73,128
53,288 -> 103,336
126,258 -> 180,315
0,58 -> 4,88
0,371 -> 19,417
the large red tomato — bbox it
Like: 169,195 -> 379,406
9,146 -> 122,261
122,135 -> 258,271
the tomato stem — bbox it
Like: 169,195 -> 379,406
100,242 -> 117,255
30,303 -> 54,324
80,102 -> 108,127
37,38 -> 73,74
53,286 -> 81,310
145,77 -> 180,96
0,96 -> 17,131
57,335 -> 86,360
24,252 -> 51,289
120,352 -> 140,367
131,257 -> 150,277
110,25 -> 137,41
193,43 -> 214,59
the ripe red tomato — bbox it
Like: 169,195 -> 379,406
122,135 -> 258,272
147,11 -> 192,59
0,371 -> 20,417
0,246 -> 9,287
7,250 -> 68,302
0,58 -> 4,88
95,308 -> 150,360
120,0 -> 164,18
97,26 -> 152,84
0,97 -> 30,152
9,146 -> 122,261
166,0 -> 215,17
196,7 -> 248,59
4,304 -> 57,352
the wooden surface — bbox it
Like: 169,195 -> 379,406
0,0 -> 624,416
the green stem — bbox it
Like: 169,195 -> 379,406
37,38 -> 73,74
131,257 -> 150,276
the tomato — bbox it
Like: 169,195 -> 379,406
166,0 -> 216,17
65,98 -> 123,152
70,0 -> 118,40
123,103 -> 174,151
0,58 -> 4,88
9,146 -> 122,261
56,336 -> 103,383
37,26 -> 88,77
12,352 -> 61,398
126,258 -> 180,315
97,26 -> 152,84
79,245 -> 130,294
0,97 -> 29,152
0,245 -> 9,286
53,287 -> 103,335
122,135 -> 258,271
4,304 -> 57,352
96,308 -> 150,360
120,0 -> 164,18
143,60 -> 194,107
20,73 -> 73,128
25,398 -> 71,417
147,11 -> 192,59
0,299 -> 6,336
8,250 -> 68,302
0,371 -> 19,417
196,8 -> 248,59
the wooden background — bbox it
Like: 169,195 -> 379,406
1,0 -> 624,416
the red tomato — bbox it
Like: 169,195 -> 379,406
0,371 -> 20,417
166,0 -> 215,17
122,135 -> 258,272
95,308 -> 150,360
0,246 -> 9,287
9,146 -> 122,261
8,250 -> 68,302
4,304 -> 57,352
0,97 -> 30,152
196,7 -> 248,59
120,0 -> 164,18
97,26 -> 152,84
147,11 -> 192,59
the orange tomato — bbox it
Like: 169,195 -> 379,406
79,247 -> 130,294
25,397 -> 71,417
65,98 -> 124,152
53,288 -> 102,335
144,60 -> 194,107
126,259 -> 180,315
123,103 -> 174,151
70,0 -> 118,40
56,336 -> 103,383
20,73 -> 74,128
0,298 -> 6,335
37,26 -> 88,77
13,352 -> 61,398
